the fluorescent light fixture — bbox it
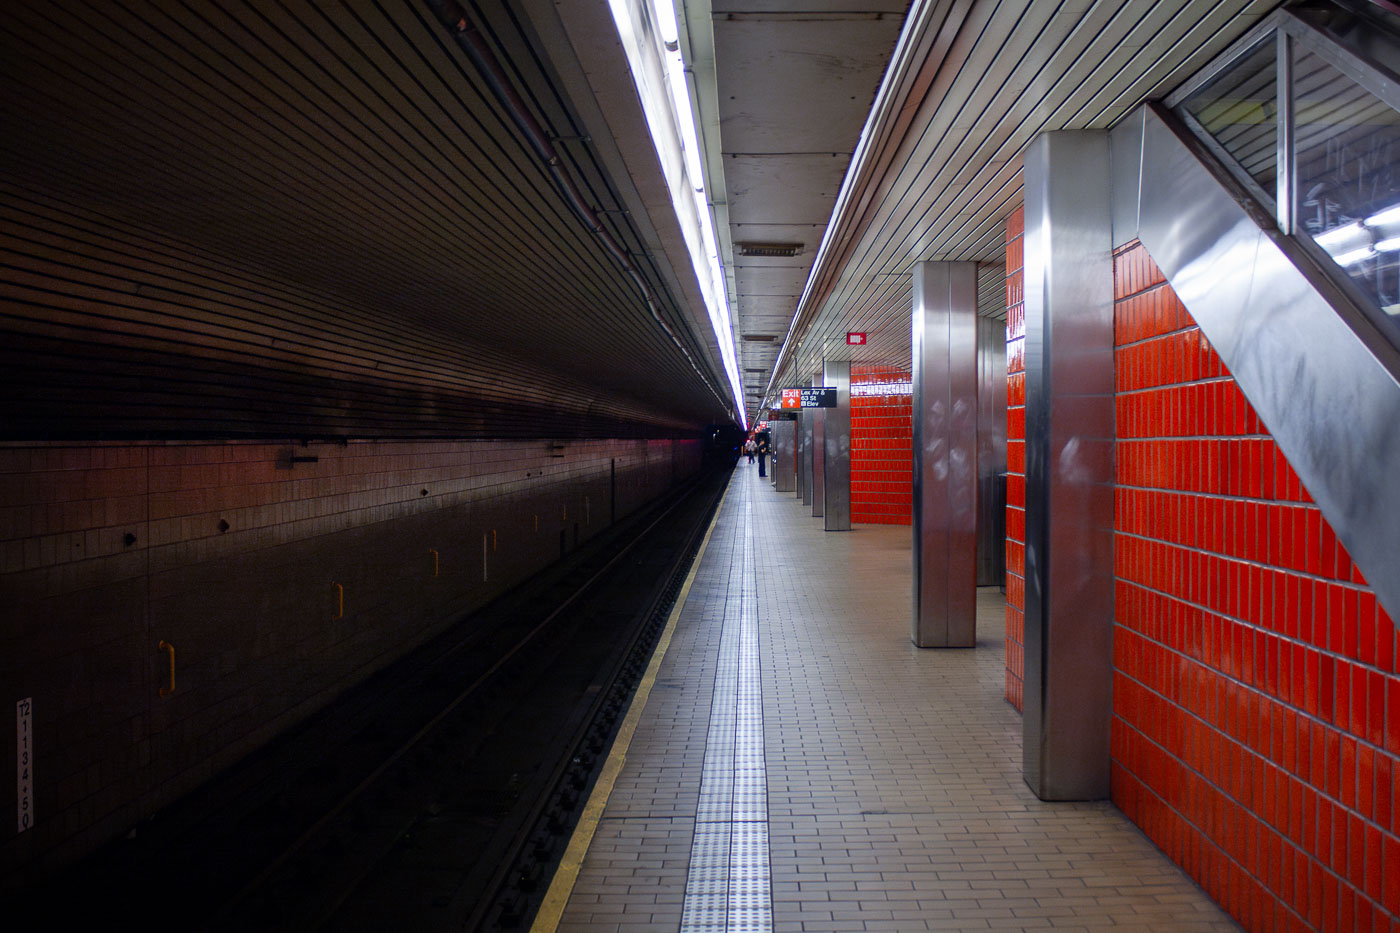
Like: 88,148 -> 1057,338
1333,246 -> 1375,266
1375,236 -> 1400,252
607,0 -> 746,428
651,0 -> 678,45
1314,221 -> 1364,249
1365,203 -> 1400,228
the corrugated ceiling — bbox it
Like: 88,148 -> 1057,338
0,0 -> 734,438
760,0 -> 1278,415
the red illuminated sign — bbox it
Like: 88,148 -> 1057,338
846,332 -> 867,345
780,388 -> 802,409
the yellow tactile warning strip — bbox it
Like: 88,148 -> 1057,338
556,466 -> 1241,932
679,487 -> 771,932
530,482 -> 732,933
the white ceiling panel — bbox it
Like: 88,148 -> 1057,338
735,266 -> 810,296
726,153 -> 852,225
715,16 -> 906,153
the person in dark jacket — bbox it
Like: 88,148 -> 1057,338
755,433 -> 770,477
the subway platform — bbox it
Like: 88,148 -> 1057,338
544,466 -> 1240,932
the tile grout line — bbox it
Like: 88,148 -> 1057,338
680,475 -> 772,933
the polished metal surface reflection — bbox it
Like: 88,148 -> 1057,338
1022,130 -> 1115,802
976,316 -> 1007,587
911,261 -> 979,648
1109,109 -> 1144,248
802,384 -> 815,507
822,361 -> 851,530
1139,103 -> 1400,628
772,420 -> 796,493
795,410 -> 806,501
812,371 -> 826,518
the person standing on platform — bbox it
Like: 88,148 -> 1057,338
744,437 -> 756,464
756,433 -> 770,477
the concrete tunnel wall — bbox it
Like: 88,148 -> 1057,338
0,436 -> 700,879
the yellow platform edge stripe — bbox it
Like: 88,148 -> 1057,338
530,481 -> 731,932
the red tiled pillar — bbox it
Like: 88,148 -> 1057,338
1004,207 -> 1026,711
850,366 -> 912,525
1110,241 -> 1400,932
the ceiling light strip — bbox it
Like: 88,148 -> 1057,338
607,0 -> 747,427
426,0 -> 735,419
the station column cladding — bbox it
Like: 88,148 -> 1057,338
910,261 -> 978,648
1006,109 -> 1400,928
1020,130 -> 1116,802
822,361 -> 851,531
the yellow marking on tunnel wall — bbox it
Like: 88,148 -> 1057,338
157,640 -> 176,697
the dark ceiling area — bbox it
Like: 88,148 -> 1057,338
0,0 -> 735,440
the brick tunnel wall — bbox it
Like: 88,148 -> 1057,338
850,365 -> 912,526
0,436 -> 698,878
1004,207 -> 1026,711
1110,242 -> 1400,931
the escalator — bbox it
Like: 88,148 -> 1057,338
1120,0 -> 1400,624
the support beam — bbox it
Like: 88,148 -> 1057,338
773,420 -> 796,493
812,370 -> 826,518
911,262 -> 979,648
802,379 -> 815,507
822,361 -> 851,530
1021,130 -> 1115,801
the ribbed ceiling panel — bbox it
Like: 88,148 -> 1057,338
768,0 -> 1275,399
0,0 -> 732,439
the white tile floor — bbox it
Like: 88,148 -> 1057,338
558,467 -> 1239,932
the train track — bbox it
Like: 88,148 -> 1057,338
10,470 -> 728,932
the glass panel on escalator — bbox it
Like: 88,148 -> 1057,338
1181,39 -> 1278,197
1294,47 -> 1400,323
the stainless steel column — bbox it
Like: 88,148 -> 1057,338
773,420 -> 796,493
911,262 -> 979,648
822,361 -> 850,530
800,409 -> 812,498
812,371 -> 826,517
1021,130 -> 1115,801
976,316 -> 1008,586
801,383 -> 815,507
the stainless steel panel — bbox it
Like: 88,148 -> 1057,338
812,370 -> 827,518
802,379 -> 816,507
773,420 -> 796,493
822,361 -> 851,530
976,316 -> 1008,587
1109,109 -> 1145,248
910,262 -> 979,648
800,411 -> 812,501
1139,104 -> 1400,628
1022,131 -> 1115,802
1276,30 -> 1296,236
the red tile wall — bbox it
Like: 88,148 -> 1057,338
851,365 -> 912,526
0,437 -> 698,879
1004,207 -> 1026,711
1111,241 -> 1400,933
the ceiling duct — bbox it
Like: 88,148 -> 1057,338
737,242 -> 804,258
742,334 -> 779,341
